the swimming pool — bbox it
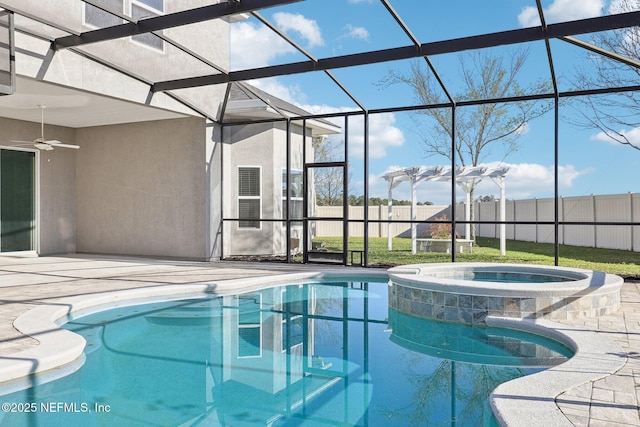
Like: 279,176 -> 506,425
0,277 -> 572,426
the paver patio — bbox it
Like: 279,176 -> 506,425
0,254 -> 638,425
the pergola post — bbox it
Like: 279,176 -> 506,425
411,174 -> 417,255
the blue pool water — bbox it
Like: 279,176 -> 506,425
0,280 -> 572,426
425,271 -> 575,283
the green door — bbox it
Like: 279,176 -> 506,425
1,149 -> 36,252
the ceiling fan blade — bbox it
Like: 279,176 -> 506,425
48,141 -> 80,149
11,107 -> 80,151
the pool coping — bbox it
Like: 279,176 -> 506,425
487,316 -> 626,426
388,262 -> 624,297
1,269 -> 626,426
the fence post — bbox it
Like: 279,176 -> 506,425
631,192 -> 635,251
535,198 -> 539,243
593,194 -> 597,248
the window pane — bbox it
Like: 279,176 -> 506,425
135,0 -> 163,12
85,0 -> 122,28
282,317 -> 304,350
282,170 -> 303,198
239,167 -> 260,197
239,200 -> 260,228
238,295 -> 261,325
238,327 -> 260,357
131,4 -> 163,50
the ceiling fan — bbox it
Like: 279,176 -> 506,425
11,105 -> 80,151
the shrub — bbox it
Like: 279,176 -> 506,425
427,215 -> 460,239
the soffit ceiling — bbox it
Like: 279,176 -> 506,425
0,76 -> 191,128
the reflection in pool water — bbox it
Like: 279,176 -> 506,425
0,280 -> 572,426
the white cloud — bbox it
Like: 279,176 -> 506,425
230,21 -> 295,69
342,24 -> 370,41
340,112 -> 405,160
295,104 -> 405,159
368,161 -> 592,204
250,78 -> 307,105
230,13 -> 323,70
515,122 -> 530,136
273,12 -> 324,48
518,0 -> 604,27
590,127 -> 640,145
477,161 -> 592,200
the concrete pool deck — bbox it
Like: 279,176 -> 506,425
0,254 -> 638,426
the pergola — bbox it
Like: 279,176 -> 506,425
383,166 -> 509,255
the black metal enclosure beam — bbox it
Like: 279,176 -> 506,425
152,10 -> 640,93
54,0 -> 302,50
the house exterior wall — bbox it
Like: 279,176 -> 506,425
0,117 -> 77,254
1,1 -> 228,260
223,122 -> 311,257
223,123 -> 276,256
76,117 -> 208,259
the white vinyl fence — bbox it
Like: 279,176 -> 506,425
314,205 -> 451,238
314,193 -> 640,252
475,193 -> 640,252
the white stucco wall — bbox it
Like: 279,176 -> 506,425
8,0 -> 228,119
223,122 -> 313,257
76,117 -> 208,259
1,1 -> 229,259
0,117 -> 77,255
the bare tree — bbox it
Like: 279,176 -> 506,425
312,137 -> 354,206
383,48 -> 551,239
571,0 -> 640,151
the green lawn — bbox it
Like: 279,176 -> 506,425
313,236 -> 640,278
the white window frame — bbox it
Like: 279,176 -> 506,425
237,294 -> 262,359
237,166 -> 262,230
83,0 -> 124,29
82,0 -> 164,52
129,0 -> 165,52
280,288 -> 304,352
281,168 -> 303,227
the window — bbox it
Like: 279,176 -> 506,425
130,0 -> 164,51
238,167 -> 261,229
282,169 -> 303,225
84,0 -> 123,28
281,287 -> 304,351
84,0 -> 164,51
237,294 -> 262,358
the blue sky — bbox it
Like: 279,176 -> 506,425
229,0 -> 640,204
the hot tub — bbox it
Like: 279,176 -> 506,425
387,263 -> 624,324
